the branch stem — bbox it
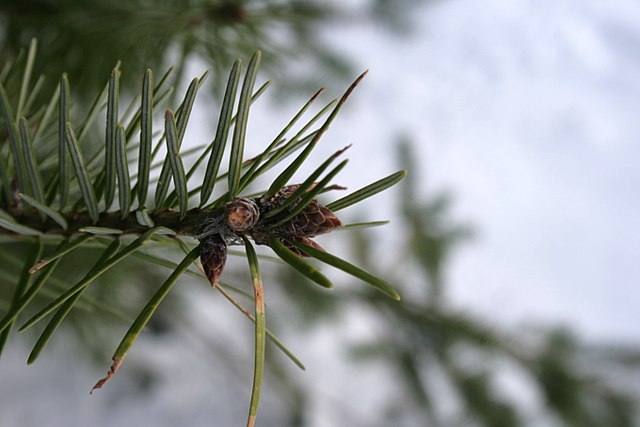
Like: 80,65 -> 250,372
0,208 -> 222,237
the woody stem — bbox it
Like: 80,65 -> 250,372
0,207 -> 225,237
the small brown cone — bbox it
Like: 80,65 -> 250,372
200,234 -> 227,285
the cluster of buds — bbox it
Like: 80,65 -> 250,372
198,184 -> 342,285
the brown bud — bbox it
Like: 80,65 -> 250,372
291,200 -> 341,237
200,234 -> 227,285
225,198 -> 260,232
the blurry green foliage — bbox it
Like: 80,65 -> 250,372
0,0 -> 428,100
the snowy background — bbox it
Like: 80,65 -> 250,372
2,0 -> 640,425
325,0 -> 640,342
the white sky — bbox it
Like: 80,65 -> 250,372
313,0 -> 640,342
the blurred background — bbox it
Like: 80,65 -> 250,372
1,1 -> 639,426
